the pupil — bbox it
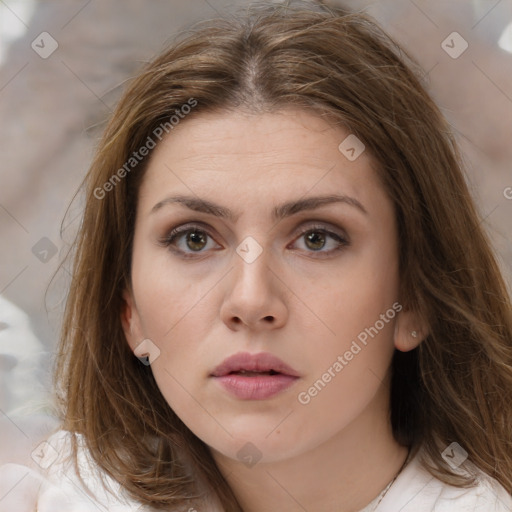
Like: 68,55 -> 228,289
187,231 -> 206,251
305,231 -> 325,250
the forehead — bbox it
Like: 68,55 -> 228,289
137,108 -> 386,217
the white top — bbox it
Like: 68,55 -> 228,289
0,430 -> 511,511
359,446 -> 512,512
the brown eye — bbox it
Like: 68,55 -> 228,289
292,226 -> 350,256
304,231 -> 326,251
186,231 -> 208,251
159,225 -> 219,258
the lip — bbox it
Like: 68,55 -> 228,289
211,351 -> 300,377
210,351 -> 300,400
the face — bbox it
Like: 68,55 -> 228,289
122,108 -> 420,465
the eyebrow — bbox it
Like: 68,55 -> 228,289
150,194 -> 368,222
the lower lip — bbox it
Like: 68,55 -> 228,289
212,374 -> 299,400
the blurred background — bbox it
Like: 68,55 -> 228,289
1,0 -> 511,466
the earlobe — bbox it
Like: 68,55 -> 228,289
394,307 -> 429,352
120,290 -> 159,364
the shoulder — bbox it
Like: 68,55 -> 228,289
0,429 -> 155,512
379,446 -> 512,512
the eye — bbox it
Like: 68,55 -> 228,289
159,222 -> 350,259
291,225 -> 350,256
158,224 -> 220,258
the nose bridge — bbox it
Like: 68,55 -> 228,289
221,240 -> 287,329
231,241 -> 272,302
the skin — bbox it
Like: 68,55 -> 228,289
121,108 -> 426,511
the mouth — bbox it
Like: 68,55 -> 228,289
210,352 -> 300,400
210,351 -> 300,378
226,369 -> 281,376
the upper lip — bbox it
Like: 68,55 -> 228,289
210,352 -> 300,377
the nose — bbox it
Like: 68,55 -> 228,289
220,248 -> 288,331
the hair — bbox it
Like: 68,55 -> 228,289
53,0 -> 512,510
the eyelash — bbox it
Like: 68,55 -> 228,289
158,222 -> 350,259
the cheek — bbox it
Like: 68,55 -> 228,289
313,243 -> 399,348
300,281 -> 398,414
130,250 -> 217,397
287,350 -> 393,458
131,242 -> 214,338
297,240 -> 399,401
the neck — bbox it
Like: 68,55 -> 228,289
210,384 -> 410,512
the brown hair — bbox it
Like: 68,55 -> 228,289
54,1 -> 512,510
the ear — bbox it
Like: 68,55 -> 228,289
121,287 -> 144,353
393,305 -> 429,352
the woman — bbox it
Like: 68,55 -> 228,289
1,1 -> 511,511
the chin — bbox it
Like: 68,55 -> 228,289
200,421 -> 314,465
